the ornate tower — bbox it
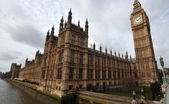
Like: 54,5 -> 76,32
130,0 -> 158,86
54,9 -> 89,94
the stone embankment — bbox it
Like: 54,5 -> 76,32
77,91 -> 156,104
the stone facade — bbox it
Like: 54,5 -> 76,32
11,0 -> 159,97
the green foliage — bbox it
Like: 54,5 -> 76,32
105,86 -> 153,100
156,92 -> 164,101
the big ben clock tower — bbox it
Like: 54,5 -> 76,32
130,0 -> 158,86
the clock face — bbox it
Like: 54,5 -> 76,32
134,16 -> 142,25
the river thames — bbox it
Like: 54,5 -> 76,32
0,79 -> 43,104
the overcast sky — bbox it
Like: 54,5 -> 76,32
0,0 -> 169,72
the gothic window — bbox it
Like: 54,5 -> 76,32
109,82 -> 112,86
88,55 -> 93,65
141,63 -> 143,68
80,38 -> 84,47
96,83 -> 99,89
72,35 -> 76,45
134,72 -> 137,78
42,70 -> 45,79
79,69 -> 83,79
91,55 -> 93,65
70,51 -> 74,63
98,57 -> 100,66
108,71 -> 111,79
102,70 -> 106,79
113,71 -> 116,79
88,69 -> 93,79
95,57 -> 98,65
95,70 -> 97,79
108,60 -> 111,67
80,53 -> 83,64
146,63 -> 149,68
59,51 -> 64,62
118,72 -> 120,79
102,58 -> 106,66
69,68 -> 74,79
61,35 -> 65,44
95,70 -> 100,79
69,85 -> 73,90
79,85 -> 82,89
147,73 -> 150,77
57,68 -> 62,79
122,72 -> 124,78
44,57 -> 47,66
142,73 -> 145,77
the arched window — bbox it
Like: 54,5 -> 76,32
72,35 -> 76,45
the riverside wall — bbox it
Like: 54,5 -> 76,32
9,80 -> 157,104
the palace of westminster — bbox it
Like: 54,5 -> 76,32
11,0 -> 159,97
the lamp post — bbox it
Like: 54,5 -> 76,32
159,56 -> 167,84
159,56 -> 168,100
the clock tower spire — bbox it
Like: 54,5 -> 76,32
130,0 -> 159,86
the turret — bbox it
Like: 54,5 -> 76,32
51,25 -> 54,36
36,50 -> 40,57
93,43 -> 95,52
78,20 -> 80,28
50,25 -> 54,40
125,51 -> 128,60
118,53 -> 120,58
67,8 -> 72,28
25,58 -> 28,66
85,18 -> 88,35
110,50 -> 112,56
59,16 -> 64,31
45,30 -> 50,42
105,48 -> 107,55
100,45 -> 102,53
26,58 -> 28,62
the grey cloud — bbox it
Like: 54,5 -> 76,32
7,23 -> 45,48
0,0 -> 169,72
0,51 -> 22,61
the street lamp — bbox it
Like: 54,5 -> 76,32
159,56 -> 167,84
159,56 -> 168,101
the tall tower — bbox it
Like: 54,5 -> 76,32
130,0 -> 158,86
55,9 -> 89,93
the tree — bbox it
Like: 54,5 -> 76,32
122,76 -> 137,96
